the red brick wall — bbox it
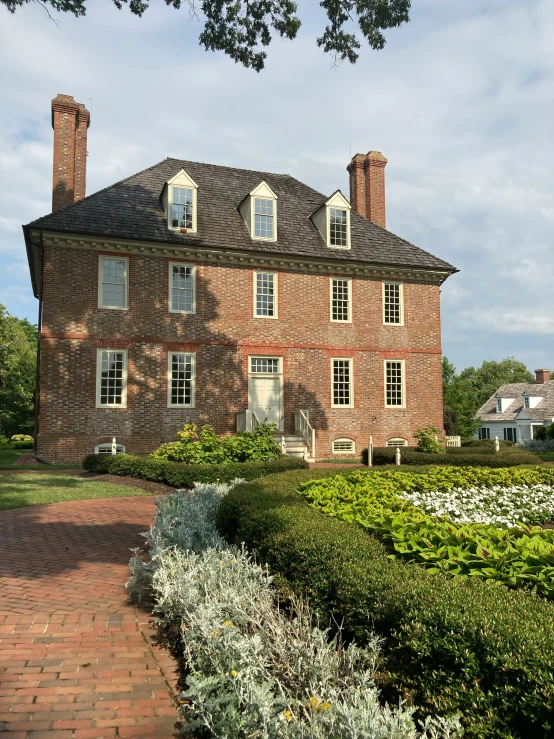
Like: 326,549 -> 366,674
38,244 -> 444,462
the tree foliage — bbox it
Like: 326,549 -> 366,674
443,356 -> 535,440
0,305 -> 37,438
1,0 -> 411,71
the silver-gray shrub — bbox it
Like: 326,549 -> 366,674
128,482 -> 461,739
518,439 -> 554,453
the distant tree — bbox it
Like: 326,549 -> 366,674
0,305 -> 36,438
443,405 -> 458,436
1,0 -> 411,71
442,356 -> 535,440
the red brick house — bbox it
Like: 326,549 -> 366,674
23,94 -> 457,462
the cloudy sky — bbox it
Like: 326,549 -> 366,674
1,0 -> 553,374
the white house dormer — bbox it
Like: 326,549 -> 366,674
522,392 -> 542,409
496,394 -> 515,413
310,190 -> 351,249
239,181 -> 278,242
163,170 -> 199,233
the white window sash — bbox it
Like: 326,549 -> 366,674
253,271 -> 278,319
384,359 -> 406,408
252,197 -> 277,241
168,183 -> 198,233
382,282 -> 404,326
330,277 -> 352,323
326,206 -> 351,249
98,256 -> 128,310
168,262 -> 196,314
95,349 -> 128,408
167,352 -> 196,408
331,358 -> 354,408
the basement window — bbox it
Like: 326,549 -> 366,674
332,438 -> 355,454
386,438 -> 408,447
95,443 -> 126,455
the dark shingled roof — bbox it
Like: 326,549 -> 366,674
27,158 -> 456,273
476,381 -> 554,422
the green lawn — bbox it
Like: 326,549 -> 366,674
0,473 -> 154,511
0,449 -> 81,470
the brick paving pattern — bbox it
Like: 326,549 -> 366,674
0,496 -> 180,737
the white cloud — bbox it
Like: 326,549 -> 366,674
0,0 -> 553,370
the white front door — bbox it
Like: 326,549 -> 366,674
248,358 -> 283,430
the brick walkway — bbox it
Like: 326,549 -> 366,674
0,496 -> 180,738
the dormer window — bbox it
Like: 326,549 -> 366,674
171,187 -> 193,229
254,198 -> 275,239
163,169 -> 198,233
524,395 -> 530,409
310,190 -> 351,249
329,207 -> 348,246
239,181 -> 278,242
496,398 -> 502,413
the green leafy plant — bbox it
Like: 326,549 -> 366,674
361,446 -> 538,467
217,470 -> 554,737
413,426 -> 443,453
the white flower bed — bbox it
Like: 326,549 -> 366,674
128,482 -> 461,739
400,484 -> 554,527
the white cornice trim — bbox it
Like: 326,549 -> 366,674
34,230 -> 452,288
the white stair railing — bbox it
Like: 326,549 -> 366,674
294,409 -> 315,460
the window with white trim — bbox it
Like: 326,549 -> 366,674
524,395 -> 530,409
250,357 -> 279,373
171,187 -> 193,229
386,438 -> 408,447
329,208 -> 348,247
95,443 -> 126,455
385,360 -> 404,407
254,271 -> 277,318
169,263 -> 195,313
96,350 -> 127,407
383,282 -> 403,325
168,352 -> 195,407
496,398 -> 502,413
99,256 -> 128,309
332,359 -> 353,407
478,427 -> 490,440
254,198 -> 275,240
504,427 -> 517,443
332,438 -> 355,454
331,278 -> 351,322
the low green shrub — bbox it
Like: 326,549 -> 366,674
151,422 -> 281,464
462,439 -> 513,448
82,452 -> 307,487
0,436 -> 33,450
217,471 -> 554,737
413,425 -> 443,453
362,446 -> 538,466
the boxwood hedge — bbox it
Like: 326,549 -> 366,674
216,470 -> 554,738
362,446 -> 539,467
82,452 -> 308,487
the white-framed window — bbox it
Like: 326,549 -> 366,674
165,170 -> 198,233
496,398 -> 502,413
254,198 -> 275,240
329,207 -> 348,247
504,427 -> 517,443
478,427 -> 490,440
386,438 -> 408,447
96,349 -> 127,408
331,358 -> 353,407
330,278 -> 352,323
523,395 -> 530,409
385,360 -> 405,408
98,256 -> 128,310
250,357 -> 280,373
167,352 -> 195,407
332,438 -> 355,454
383,282 -> 404,325
254,271 -> 277,318
95,443 -> 126,455
169,262 -> 196,314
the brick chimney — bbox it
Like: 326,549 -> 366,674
347,150 -> 388,229
51,94 -> 90,213
535,369 -> 551,384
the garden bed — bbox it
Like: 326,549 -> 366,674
217,469 -> 554,738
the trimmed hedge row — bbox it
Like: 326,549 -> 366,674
362,446 -> 539,467
82,452 -> 308,487
216,470 -> 554,738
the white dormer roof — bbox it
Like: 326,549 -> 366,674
310,190 -> 351,249
238,181 -> 278,241
166,169 -> 199,189
522,391 -> 543,409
